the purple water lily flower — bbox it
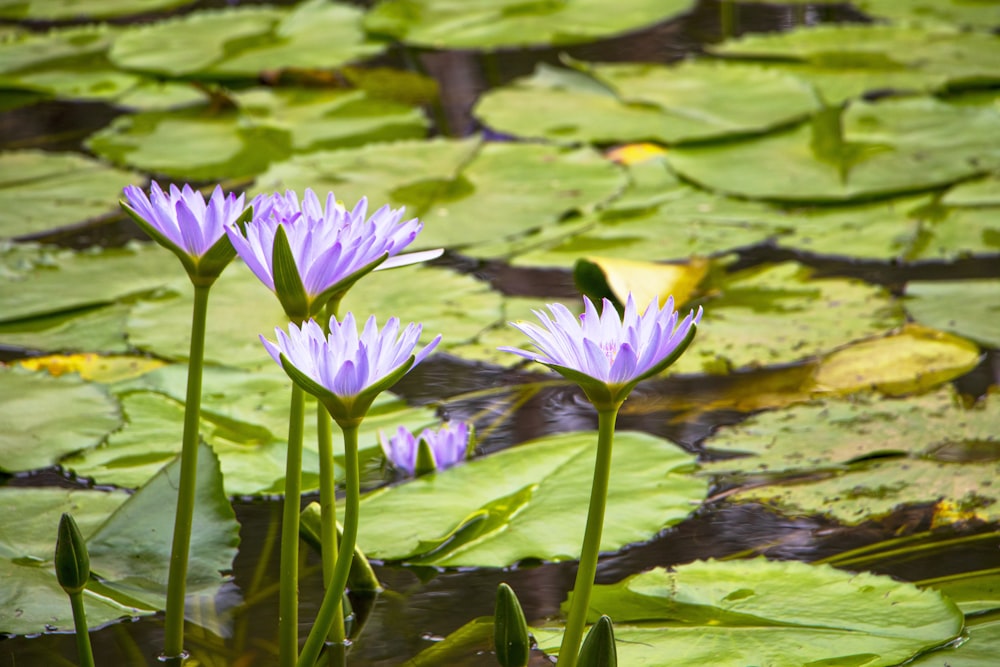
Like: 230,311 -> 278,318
228,189 -> 437,319
261,314 -> 441,425
121,181 -> 248,282
501,294 -> 702,409
380,421 -> 471,476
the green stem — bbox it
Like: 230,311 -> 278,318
298,421 -> 360,667
69,592 -> 95,667
317,300 -> 347,666
556,406 -> 620,667
280,384 -> 307,667
163,283 -> 211,661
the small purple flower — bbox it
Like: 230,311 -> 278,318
501,294 -> 702,409
380,422 -> 471,476
228,189 -> 433,318
261,314 -> 441,424
121,181 -> 248,281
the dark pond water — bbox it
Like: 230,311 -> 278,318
2,1 -> 999,666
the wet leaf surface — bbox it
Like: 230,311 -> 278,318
344,430 -> 706,566
534,559 -> 963,666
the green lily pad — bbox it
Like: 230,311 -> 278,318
534,559 -> 963,667
942,173 -> 1000,206
905,280 -> 1000,349
474,60 -> 818,145
669,262 -> 903,374
363,0 -> 695,50
343,430 -> 707,567
109,1 -> 383,79
773,196 -> 930,260
712,24 -> 1000,90
0,303 -> 131,354
664,98 -> 1000,203
857,0 -> 1000,31
0,442 -> 236,636
126,259 -> 499,367
87,88 -> 426,182
0,487 -> 149,636
706,387 -> 1000,524
256,138 -> 626,251
0,151 -> 140,240
910,204 -> 1000,260
907,616 -> 1000,667
703,386 -> 996,476
0,0 -> 196,20
65,367 -> 437,495
0,243 -> 186,325
0,366 -> 121,473
85,441 -> 238,608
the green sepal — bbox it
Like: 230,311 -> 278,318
633,321 -> 699,384
311,251 -> 389,317
323,356 -> 416,428
543,362 -> 625,411
55,513 -> 90,595
119,201 -> 247,286
545,322 -> 699,411
278,353 -> 416,427
271,224 -> 310,322
414,437 -> 438,476
494,583 -> 530,667
577,616 -> 617,667
298,502 -> 383,593
120,200 -> 198,277
189,205 -> 250,285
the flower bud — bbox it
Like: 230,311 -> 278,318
55,513 -> 90,595
494,583 -> 530,667
577,615 -> 617,667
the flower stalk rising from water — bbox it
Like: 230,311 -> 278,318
121,182 -> 249,663
262,314 -> 440,667
381,421 -> 472,477
502,294 -> 701,667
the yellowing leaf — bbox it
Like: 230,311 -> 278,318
606,142 -> 668,165
809,324 -> 980,396
19,354 -> 165,383
582,255 -> 708,308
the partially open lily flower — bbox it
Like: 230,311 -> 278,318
121,182 -> 248,282
380,421 -> 471,476
228,189 -> 439,319
501,294 -> 702,409
261,314 -> 441,425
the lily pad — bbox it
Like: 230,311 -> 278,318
363,0 -> 695,50
907,616 -> 1000,667
474,60 -> 818,145
85,441 -> 238,607
712,24 -> 1000,90
0,151 -> 140,240
534,559 -> 963,667
910,204 -> 1000,260
65,367 -> 437,495
706,387 -> 1000,524
857,0 -> 1000,31
0,0 -> 196,20
0,243 -> 186,325
0,442 -> 236,636
343,430 -> 707,567
0,366 -> 121,473
0,303 -> 131,355
905,280 -> 1000,349
668,262 -> 904,374
109,1 -> 382,79
255,138 -> 627,252
664,98 -> 1000,203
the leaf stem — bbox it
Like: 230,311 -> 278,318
556,406 -> 620,667
163,282 -> 211,661
280,383 -> 307,667
298,421 -> 360,667
69,592 -> 95,667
